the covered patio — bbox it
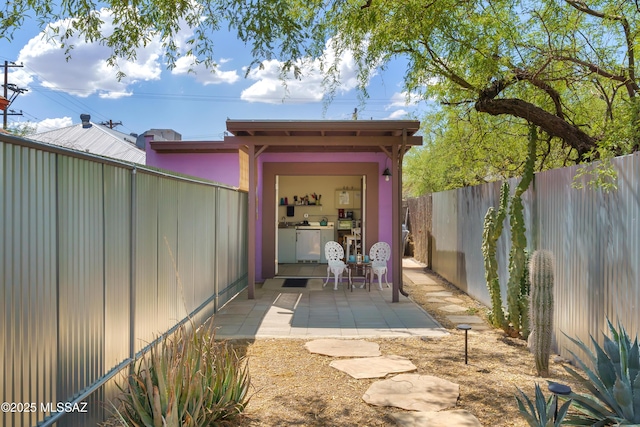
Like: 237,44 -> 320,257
225,119 -> 422,303
212,260 -> 447,339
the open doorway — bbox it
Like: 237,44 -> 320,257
275,174 -> 364,277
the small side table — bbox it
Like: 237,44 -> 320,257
347,261 -> 371,291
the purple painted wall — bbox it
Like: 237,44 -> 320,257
145,140 -> 240,187
147,146 -> 394,282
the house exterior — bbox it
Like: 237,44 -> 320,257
146,119 -> 422,302
27,114 -> 146,164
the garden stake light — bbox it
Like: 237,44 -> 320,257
457,324 -> 472,364
548,382 -> 571,422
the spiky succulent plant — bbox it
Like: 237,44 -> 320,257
563,319 -> 640,426
516,382 -> 572,427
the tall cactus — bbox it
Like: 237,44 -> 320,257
482,181 -> 509,329
506,125 -> 537,337
528,250 -> 554,377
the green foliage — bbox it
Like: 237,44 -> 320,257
482,181 -> 509,329
572,156 -> 619,193
4,1 -> 638,190
516,383 -> 572,427
562,320 -> 640,426
506,125 -> 536,338
113,322 -> 250,426
403,108 -> 573,197
528,250 -> 554,377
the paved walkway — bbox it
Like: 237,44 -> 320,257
212,264 -> 448,339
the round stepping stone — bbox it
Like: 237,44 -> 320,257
363,373 -> 459,412
304,339 -> 381,357
330,355 -> 417,378
390,409 -> 482,427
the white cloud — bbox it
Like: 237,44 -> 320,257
11,9 -> 164,98
172,55 -> 240,85
34,117 -> 74,133
388,91 -> 423,109
240,39 -> 367,104
385,109 -> 410,120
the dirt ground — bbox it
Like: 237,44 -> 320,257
232,268 -> 584,426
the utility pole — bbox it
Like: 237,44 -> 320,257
3,61 -> 27,130
99,120 -> 123,129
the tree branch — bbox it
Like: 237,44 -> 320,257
475,97 -> 596,158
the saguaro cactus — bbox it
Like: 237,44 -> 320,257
482,181 -> 509,329
529,249 -> 555,377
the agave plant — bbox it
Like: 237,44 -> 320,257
112,322 -> 250,426
562,319 -> 640,426
516,382 -> 572,427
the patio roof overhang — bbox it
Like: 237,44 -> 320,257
224,119 -> 422,154
223,119 -> 422,303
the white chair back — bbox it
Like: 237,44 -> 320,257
324,241 -> 347,290
325,240 -> 344,262
369,241 -> 390,263
369,241 -> 391,290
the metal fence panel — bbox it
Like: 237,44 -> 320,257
1,144 -> 58,427
57,156 -> 106,424
415,152 -> 640,360
156,176 -> 183,333
1,134 -> 248,426
133,172 -> 160,353
216,188 -> 249,309
103,165 -> 131,371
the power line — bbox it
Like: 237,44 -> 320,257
2,61 -> 28,129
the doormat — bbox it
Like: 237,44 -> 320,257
283,278 -> 308,288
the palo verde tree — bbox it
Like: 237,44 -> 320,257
3,1 -> 638,163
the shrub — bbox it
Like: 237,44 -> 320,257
516,382 -> 571,427
112,322 -> 250,426
563,319 -> 640,426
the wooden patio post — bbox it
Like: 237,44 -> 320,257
247,143 -> 256,299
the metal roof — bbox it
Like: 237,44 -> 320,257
27,122 -> 145,164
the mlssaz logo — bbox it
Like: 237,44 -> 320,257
41,402 -> 88,413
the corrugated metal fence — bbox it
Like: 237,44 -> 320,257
408,152 -> 640,361
1,134 -> 248,426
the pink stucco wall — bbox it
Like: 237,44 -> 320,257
145,142 -> 240,187
147,146 -> 394,282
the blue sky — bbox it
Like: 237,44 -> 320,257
1,10 -> 428,140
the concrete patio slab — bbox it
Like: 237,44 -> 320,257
330,355 -> 417,378
305,338 -> 381,357
212,284 -> 449,339
362,374 -> 459,412
390,409 -> 482,427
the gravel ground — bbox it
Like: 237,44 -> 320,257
232,268 -> 584,426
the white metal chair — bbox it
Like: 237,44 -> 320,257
369,241 -> 391,290
323,241 -> 347,290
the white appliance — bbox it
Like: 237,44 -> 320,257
296,229 -> 321,262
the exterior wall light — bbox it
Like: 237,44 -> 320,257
382,168 -> 391,181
